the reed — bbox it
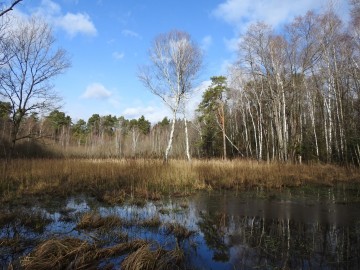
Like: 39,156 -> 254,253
1,158 -> 359,203
139,215 -> 162,228
121,243 -> 184,270
20,237 -> 147,270
76,212 -> 123,230
163,222 -> 195,240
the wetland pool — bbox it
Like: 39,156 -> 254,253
1,185 -> 360,269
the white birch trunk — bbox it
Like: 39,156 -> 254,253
165,109 -> 177,162
183,112 -> 191,161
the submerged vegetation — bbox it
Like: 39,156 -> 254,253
1,158 -> 359,203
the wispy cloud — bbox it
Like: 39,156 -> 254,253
185,80 -> 211,119
32,0 -> 97,37
112,51 -> 125,60
121,29 -> 141,39
122,105 -> 168,123
201,35 -> 213,51
213,0 -> 349,34
81,83 -> 112,99
57,13 -> 97,37
212,0 -> 349,52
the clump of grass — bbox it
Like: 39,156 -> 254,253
76,212 -> 122,230
158,208 -> 171,215
121,244 -> 184,270
21,237 -> 92,270
163,223 -> 195,240
128,197 -> 147,208
101,189 -> 126,205
20,237 -> 147,270
140,215 -> 161,228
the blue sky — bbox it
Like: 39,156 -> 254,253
14,0 -> 350,123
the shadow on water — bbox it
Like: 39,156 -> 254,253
1,185 -> 360,269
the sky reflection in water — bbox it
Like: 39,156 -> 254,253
1,186 -> 360,269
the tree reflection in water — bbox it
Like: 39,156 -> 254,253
197,210 -> 360,269
1,188 -> 359,269
197,211 -> 230,262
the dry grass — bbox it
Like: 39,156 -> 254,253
1,158 -> 359,203
121,244 -> 184,270
76,212 -> 123,230
20,237 -> 147,270
99,189 -> 126,205
140,215 -> 162,228
163,223 -> 195,240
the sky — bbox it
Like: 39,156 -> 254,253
12,0 -> 350,123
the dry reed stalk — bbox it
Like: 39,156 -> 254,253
20,238 -> 93,270
101,189 -> 126,205
163,223 -> 195,240
94,239 -> 147,258
2,158 -> 359,203
140,215 -> 161,228
121,244 -> 184,270
21,237 -> 148,270
76,212 -> 122,230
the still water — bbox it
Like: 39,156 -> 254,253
1,185 -> 360,269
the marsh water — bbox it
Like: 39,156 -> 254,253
1,185 -> 360,269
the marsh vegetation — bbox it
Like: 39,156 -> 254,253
1,158 -> 359,204
1,185 -> 360,269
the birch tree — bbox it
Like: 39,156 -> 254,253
138,30 -> 202,162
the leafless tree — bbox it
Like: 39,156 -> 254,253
0,17 -> 70,154
138,30 -> 202,162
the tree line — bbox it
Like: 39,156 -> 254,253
218,3 -> 360,164
1,1 -> 359,165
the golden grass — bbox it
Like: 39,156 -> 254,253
76,212 -> 123,230
1,158 -> 359,202
121,244 -> 184,270
163,222 -> 195,240
139,215 -> 162,228
21,237 -> 147,270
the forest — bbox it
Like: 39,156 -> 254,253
0,1 -> 360,166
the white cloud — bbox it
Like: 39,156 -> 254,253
201,35 -> 213,51
213,0 -> 349,35
57,12 -> 97,37
81,83 -> 112,99
39,0 -> 61,15
185,80 -> 211,120
122,29 -> 141,39
122,105 -> 169,123
113,51 -> 125,60
28,0 -> 97,37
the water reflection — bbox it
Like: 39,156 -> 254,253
192,189 -> 360,269
1,186 -> 359,269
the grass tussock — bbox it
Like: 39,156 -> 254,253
76,212 -> 122,230
1,158 -> 359,203
163,223 -> 195,240
20,237 -> 147,270
100,189 -> 126,205
121,244 -> 184,270
139,215 -> 161,228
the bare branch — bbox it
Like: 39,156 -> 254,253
0,0 -> 22,17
